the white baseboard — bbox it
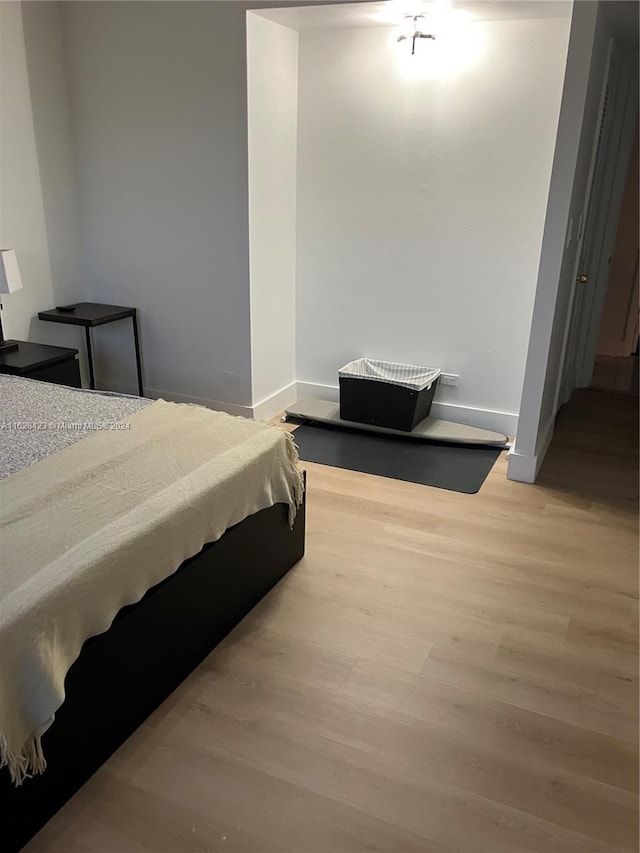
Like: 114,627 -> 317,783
95,379 -> 253,418
506,449 -> 538,483
507,414 -> 555,483
295,381 -> 340,404
252,382 -> 298,422
98,376 -> 520,436
295,381 -> 518,436
430,401 -> 517,436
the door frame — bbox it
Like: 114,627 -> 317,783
576,53 -> 639,387
555,48 -> 639,407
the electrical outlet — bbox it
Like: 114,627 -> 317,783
223,372 -> 242,388
440,373 -> 459,387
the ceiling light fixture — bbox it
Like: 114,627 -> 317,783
397,13 -> 436,54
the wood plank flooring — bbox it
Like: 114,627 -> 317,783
25,389 -> 638,852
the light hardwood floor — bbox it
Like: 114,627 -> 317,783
26,389 -> 638,853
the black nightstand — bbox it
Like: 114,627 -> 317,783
0,341 -> 81,388
38,302 -> 143,395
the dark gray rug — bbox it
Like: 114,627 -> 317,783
293,423 -> 502,494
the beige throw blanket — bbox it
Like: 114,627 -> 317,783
0,400 -> 303,784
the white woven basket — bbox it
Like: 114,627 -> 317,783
338,359 -> 440,392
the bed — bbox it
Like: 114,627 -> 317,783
0,376 -> 306,852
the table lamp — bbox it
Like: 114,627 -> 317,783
0,249 -> 23,353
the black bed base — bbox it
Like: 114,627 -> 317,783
2,492 -> 305,852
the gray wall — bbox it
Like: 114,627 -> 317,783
61,1 -> 254,405
0,1 -> 84,360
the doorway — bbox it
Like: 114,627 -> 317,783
557,49 -> 639,406
590,120 -> 639,395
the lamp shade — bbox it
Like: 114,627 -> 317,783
0,249 -> 23,295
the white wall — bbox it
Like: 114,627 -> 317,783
0,1 -> 82,356
508,1 -> 611,482
61,0 -> 256,408
295,18 -> 571,435
247,12 -> 298,419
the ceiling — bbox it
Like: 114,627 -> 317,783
253,0 -> 572,32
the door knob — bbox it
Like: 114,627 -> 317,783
577,274 -> 589,283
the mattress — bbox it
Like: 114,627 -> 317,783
0,375 -> 150,479
0,376 -> 303,784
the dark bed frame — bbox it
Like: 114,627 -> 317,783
2,488 -> 306,852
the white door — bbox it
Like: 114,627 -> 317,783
557,42 -> 618,406
594,123 -> 639,357
558,49 -> 639,405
